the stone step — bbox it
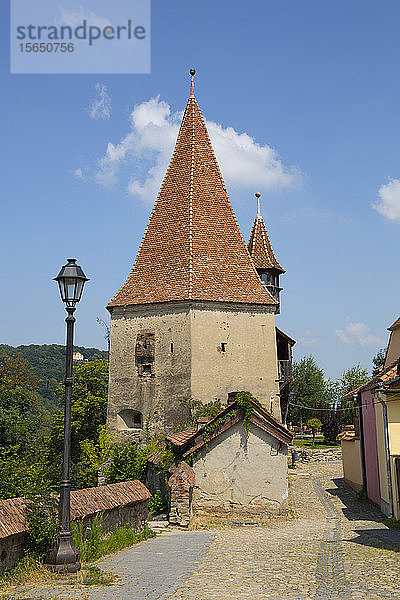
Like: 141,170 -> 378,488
148,520 -> 170,532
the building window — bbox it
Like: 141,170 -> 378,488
170,343 -> 174,353
117,409 -> 143,430
221,343 -> 227,352
135,332 -> 155,376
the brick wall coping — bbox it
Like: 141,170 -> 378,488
0,480 -> 150,539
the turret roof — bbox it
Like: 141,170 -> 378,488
248,197 -> 285,274
108,76 -> 276,308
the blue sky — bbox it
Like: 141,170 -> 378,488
1,0 -> 400,379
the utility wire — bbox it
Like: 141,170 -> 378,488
289,395 -> 400,413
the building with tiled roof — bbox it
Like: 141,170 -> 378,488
106,71 -> 289,436
165,397 -> 293,521
340,311 -> 400,519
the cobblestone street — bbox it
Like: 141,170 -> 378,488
4,461 -> 400,600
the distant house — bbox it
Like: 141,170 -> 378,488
73,351 -> 84,361
341,314 -> 400,518
166,397 -> 293,525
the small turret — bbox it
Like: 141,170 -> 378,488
248,193 -> 285,311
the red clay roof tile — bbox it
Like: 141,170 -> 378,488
108,94 -> 276,308
248,212 -> 285,274
0,481 -> 150,539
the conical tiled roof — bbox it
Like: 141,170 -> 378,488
248,205 -> 285,274
108,86 -> 276,308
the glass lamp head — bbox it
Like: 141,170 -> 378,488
54,259 -> 89,307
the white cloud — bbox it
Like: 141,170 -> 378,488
298,330 -> 320,347
94,96 -> 301,204
74,167 -> 84,179
55,6 -> 110,29
334,320 -> 383,347
89,83 -> 111,121
373,179 -> 400,223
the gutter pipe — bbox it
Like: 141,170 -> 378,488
354,392 -> 367,496
377,383 -> 393,518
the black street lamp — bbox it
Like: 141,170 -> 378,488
284,390 -> 296,427
46,259 -> 89,573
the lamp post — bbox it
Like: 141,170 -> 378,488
46,258 -> 89,573
284,390 -> 296,427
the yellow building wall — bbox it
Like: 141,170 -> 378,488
387,392 -> 400,519
341,438 -> 362,492
387,397 -> 400,455
385,328 -> 400,367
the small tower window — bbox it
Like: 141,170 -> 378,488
221,343 -> 227,352
135,332 -> 155,376
170,343 -> 174,353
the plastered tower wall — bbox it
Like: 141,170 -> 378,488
190,303 -> 280,419
107,300 -> 281,437
107,303 -> 192,440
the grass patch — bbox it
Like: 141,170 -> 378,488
292,437 -> 340,449
0,522 -> 155,594
72,516 -> 156,562
0,554 -> 57,591
77,564 -> 115,586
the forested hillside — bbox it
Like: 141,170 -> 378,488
0,344 -> 108,411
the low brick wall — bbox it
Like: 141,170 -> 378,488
290,445 -> 342,462
0,480 -> 150,575
168,462 -> 195,527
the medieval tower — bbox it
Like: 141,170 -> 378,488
106,71 -> 286,439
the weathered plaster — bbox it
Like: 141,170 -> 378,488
107,301 -> 281,435
192,422 -> 288,511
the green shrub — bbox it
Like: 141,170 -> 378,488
321,419 -> 340,444
148,491 -> 167,515
72,514 -> 155,562
24,494 -> 59,557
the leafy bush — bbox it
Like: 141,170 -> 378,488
24,494 -> 59,556
72,514 -> 155,561
321,419 -> 340,444
71,512 -> 103,562
148,491 -> 167,515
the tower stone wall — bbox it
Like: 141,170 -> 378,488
107,303 -> 192,441
190,302 -> 280,419
107,300 -> 280,439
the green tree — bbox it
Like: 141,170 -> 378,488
336,364 -> 369,425
45,359 -> 109,488
0,352 -> 39,392
372,347 -> 386,372
307,418 -> 322,445
290,356 -> 330,425
0,354 -> 44,450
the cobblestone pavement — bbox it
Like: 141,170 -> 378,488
169,462 -> 400,600
4,462 -> 400,600
3,531 -> 214,600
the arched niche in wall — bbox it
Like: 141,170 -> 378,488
116,409 -> 143,430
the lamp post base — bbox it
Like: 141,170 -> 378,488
45,532 -> 81,573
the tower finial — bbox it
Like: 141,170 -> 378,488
190,68 -> 196,98
255,192 -> 261,218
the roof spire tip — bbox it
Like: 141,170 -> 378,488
255,192 -> 261,217
189,68 -> 196,98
